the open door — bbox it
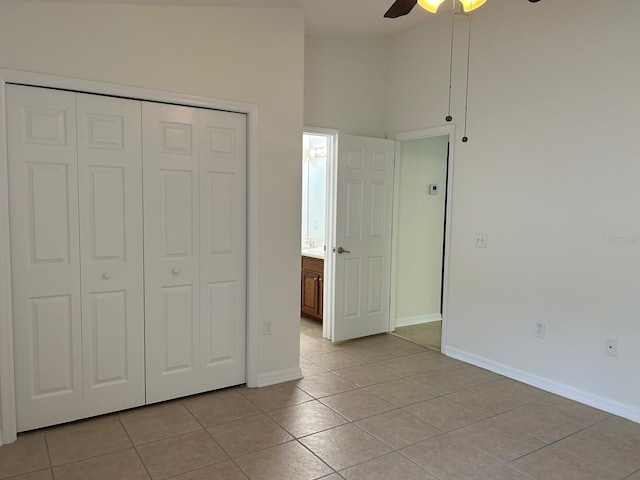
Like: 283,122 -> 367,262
328,134 -> 395,341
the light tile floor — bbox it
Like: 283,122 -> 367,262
1,317 -> 639,479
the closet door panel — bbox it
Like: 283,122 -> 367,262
143,102 -> 201,403
199,109 -> 246,387
7,85 -> 83,431
77,93 -> 145,415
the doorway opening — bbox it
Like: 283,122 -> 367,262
300,130 -> 335,339
390,132 -> 451,352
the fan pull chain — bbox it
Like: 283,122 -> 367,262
445,0 -> 455,122
462,13 -> 472,142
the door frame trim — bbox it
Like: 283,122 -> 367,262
0,69 -> 260,444
388,125 -> 455,353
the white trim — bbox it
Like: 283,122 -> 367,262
245,103 -> 260,388
0,72 -> 17,445
303,126 -> 340,136
389,139 -> 402,333
255,367 -> 303,388
389,125 -> 455,142
395,314 -> 442,328
0,68 -> 261,442
388,125 -> 456,352
445,346 -> 640,424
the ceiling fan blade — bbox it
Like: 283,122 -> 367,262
384,0 -> 418,18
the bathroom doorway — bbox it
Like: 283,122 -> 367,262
300,130 -> 333,335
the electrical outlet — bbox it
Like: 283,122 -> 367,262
536,322 -> 545,339
474,233 -> 488,248
264,321 -> 273,335
605,338 -> 617,357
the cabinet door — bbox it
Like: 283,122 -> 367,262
77,93 -> 145,416
7,85 -> 83,431
301,270 -> 320,317
143,102 -> 201,403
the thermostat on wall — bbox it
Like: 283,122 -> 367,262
428,184 -> 439,195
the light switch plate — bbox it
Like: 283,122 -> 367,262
474,233 -> 488,248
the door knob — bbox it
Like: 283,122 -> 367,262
172,268 -> 181,275
337,247 -> 350,254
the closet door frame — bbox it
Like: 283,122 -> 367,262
0,69 -> 260,445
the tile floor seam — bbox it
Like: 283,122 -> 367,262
42,428 -> 54,471
264,410 -> 348,440
121,417 -> 205,446
181,404 -> 265,431
47,443 -> 135,469
442,387 -> 540,419
293,438 -> 340,478
210,426 -> 293,461
543,425 -> 638,478
484,400 -> 590,442
394,447 -> 446,480
335,450 -> 433,479
226,456 -> 251,480
355,421 -> 444,453
159,457 -> 236,480
236,388 -> 269,413
117,414 -> 153,480
361,387 -> 439,409
508,445 -> 627,480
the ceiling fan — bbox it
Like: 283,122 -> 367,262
385,0 -> 541,18
383,0 -> 542,142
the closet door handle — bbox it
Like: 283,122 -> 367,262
172,268 -> 181,276
102,273 -> 111,280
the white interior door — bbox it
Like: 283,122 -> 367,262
331,134 -> 395,341
76,93 -> 145,416
143,102 -> 247,403
143,102 -> 201,403
8,85 -> 146,431
7,85 -> 83,430
198,108 -> 246,389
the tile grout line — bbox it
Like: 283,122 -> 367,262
117,412 -> 154,480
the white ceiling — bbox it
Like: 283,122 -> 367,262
7,0 -> 436,37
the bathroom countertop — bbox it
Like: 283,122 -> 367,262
301,247 -> 325,259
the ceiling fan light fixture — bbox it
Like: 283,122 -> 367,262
459,0 -> 487,12
417,0 -> 446,14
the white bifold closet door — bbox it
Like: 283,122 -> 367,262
142,102 -> 246,404
7,85 -> 145,431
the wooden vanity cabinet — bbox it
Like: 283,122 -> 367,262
301,256 -> 323,320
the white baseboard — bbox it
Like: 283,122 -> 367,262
395,314 -> 442,328
444,346 -> 640,424
254,367 -> 303,388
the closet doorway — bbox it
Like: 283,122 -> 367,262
390,131 -> 451,352
1,78 -> 253,438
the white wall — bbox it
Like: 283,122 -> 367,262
304,36 -> 389,138
0,2 -> 305,434
395,136 -> 448,324
388,0 -> 640,420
